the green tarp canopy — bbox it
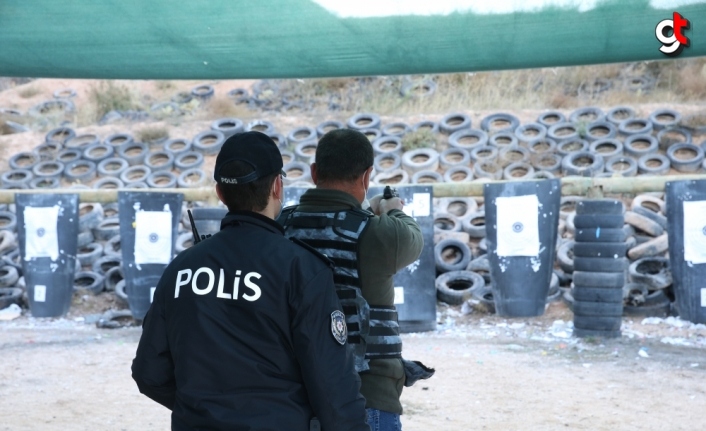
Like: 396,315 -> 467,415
0,0 -> 704,79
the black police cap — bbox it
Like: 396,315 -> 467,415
213,131 -> 285,185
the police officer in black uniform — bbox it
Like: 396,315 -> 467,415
132,131 -> 370,431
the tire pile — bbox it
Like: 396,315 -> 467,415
4,106 -> 704,190
1,126 -> 217,191
557,193 -> 674,320
432,197 -> 495,311
432,195 -> 566,313
570,200 -> 627,338
1,104 -> 704,319
432,192 -> 677,326
0,116 -> 242,311
352,107 -> 705,186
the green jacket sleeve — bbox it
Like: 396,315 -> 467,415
358,208 -> 423,305
383,209 -> 423,271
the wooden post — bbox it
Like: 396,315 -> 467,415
0,187 -> 216,204
0,174 -> 704,203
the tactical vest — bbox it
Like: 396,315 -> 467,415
278,206 -> 403,373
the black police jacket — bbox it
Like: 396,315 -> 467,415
132,211 -> 369,431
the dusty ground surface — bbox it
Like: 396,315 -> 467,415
1,301 -> 705,431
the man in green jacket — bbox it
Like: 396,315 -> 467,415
278,128 -> 424,431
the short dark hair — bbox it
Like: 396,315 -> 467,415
315,129 -> 374,183
218,160 -> 278,212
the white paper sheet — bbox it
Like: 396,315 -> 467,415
496,194 -> 540,257
701,288 -> 706,308
134,210 -> 173,265
402,193 -> 431,218
34,285 -> 46,302
683,200 -> 706,264
23,206 -> 60,261
411,193 -> 431,217
394,286 -> 405,304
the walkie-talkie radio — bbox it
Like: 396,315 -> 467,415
187,209 -> 212,244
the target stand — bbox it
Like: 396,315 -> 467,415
483,179 -> 561,317
16,193 -> 79,318
118,191 -> 183,321
666,179 -> 706,324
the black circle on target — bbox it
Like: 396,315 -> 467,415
512,222 -> 523,233
37,227 -> 46,237
149,233 -> 159,243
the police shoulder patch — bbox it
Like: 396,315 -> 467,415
330,310 -> 347,345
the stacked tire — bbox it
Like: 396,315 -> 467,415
433,197 -> 489,306
625,194 -> 668,261
622,193 -> 672,317
572,199 -> 627,338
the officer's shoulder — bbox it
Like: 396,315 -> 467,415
288,237 -> 334,269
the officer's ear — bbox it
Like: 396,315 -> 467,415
215,183 -> 226,205
362,166 -> 373,189
271,173 -> 283,200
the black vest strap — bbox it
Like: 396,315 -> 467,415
334,274 -> 361,288
287,216 -> 336,229
299,238 -> 358,252
348,334 -> 361,344
336,288 -> 358,300
328,256 -> 358,271
365,343 -> 404,356
368,326 -> 400,337
369,308 -> 398,321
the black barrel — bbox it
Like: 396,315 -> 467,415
118,191 -> 183,321
16,193 -> 79,318
666,179 -> 706,324
483,179 -> 561,317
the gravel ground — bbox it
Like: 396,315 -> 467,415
1,301 -> 705,431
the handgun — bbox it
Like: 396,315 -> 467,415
383,185 -> 399,200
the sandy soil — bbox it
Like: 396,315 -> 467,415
1,301 -> 705,431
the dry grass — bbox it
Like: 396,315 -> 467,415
136,125 -> 169,143
17,85 -> 42,99
200,95 -> 251,119
256,58 -> 702,116
154,80 -> 175,91
7,58 -> 699,135
401,129 -> 439,151
88,80 -> 142,121
681,111 -> 706,130
675,58 -> 706,100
